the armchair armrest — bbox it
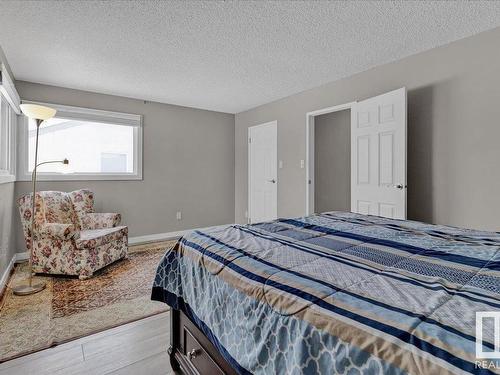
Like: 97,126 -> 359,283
81,213 -> 121,230
37,223 -> 80,240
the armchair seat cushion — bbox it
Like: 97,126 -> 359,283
76,226 -> 128,250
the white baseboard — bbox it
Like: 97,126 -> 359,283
128,224 -> 228,246
128,229 -> 189,245
15,252 -> 29,262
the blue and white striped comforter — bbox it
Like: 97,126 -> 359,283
152,212 -> 500,374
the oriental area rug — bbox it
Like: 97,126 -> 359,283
0,240 -> 176,362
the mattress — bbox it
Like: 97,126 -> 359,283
152,212 -> 500,374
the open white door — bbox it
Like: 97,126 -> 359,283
249,121 -> 277,223
351,88 -> 407,219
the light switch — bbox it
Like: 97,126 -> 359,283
278,160 -> 283,169
300,159 -> 305,169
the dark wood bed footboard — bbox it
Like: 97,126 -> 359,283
169,308 -> 238,375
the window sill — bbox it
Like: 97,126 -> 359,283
0,174 -> 15,184
16,173 -> 143,182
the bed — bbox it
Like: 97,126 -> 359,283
151,211 -> 500,375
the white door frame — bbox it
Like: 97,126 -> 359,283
248,120 -> 278,224
305,102 -> 356,216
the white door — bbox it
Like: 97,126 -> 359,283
351,88 -> 407,219
249,121 -> 277,223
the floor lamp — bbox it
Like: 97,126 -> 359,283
12,104 -> 69,296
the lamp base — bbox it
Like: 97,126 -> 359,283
12,282 -> 46,296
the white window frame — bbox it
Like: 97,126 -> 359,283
17,101 -> 143,181
0,95 -> 17,184
0,64 -> 19,184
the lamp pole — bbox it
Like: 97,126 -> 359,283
25,157 -> 70,289
13,156 -> 70,295
13,103 -> 68,296
27,119 -> 42,290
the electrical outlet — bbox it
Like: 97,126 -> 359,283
176,211 -> 182,220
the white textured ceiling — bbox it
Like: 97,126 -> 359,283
1,1 -> 500,114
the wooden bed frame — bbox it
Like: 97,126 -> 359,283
169,308 -> 238,375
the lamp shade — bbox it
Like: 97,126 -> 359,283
20,104 -> 57,120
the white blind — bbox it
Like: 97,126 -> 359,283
22,101 -> 142,127
0,94 -> 16,175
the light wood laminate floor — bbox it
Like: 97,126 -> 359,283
0,312 -> 173,375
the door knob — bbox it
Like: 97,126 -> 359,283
394,184 -> 405,189
268,179 -> 276,183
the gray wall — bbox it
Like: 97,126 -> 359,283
14,81 -> 235,252
0,183 -> 16,278
0,46 -> 17,276
235,27 -> 500,231
314,110 -> 350,213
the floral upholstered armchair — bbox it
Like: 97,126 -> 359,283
18,189 -> 128,279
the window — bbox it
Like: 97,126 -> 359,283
18,102 -> 142,181
27,119 -> 135,174
101,153 -> 127,173
0,94 -> 16,183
